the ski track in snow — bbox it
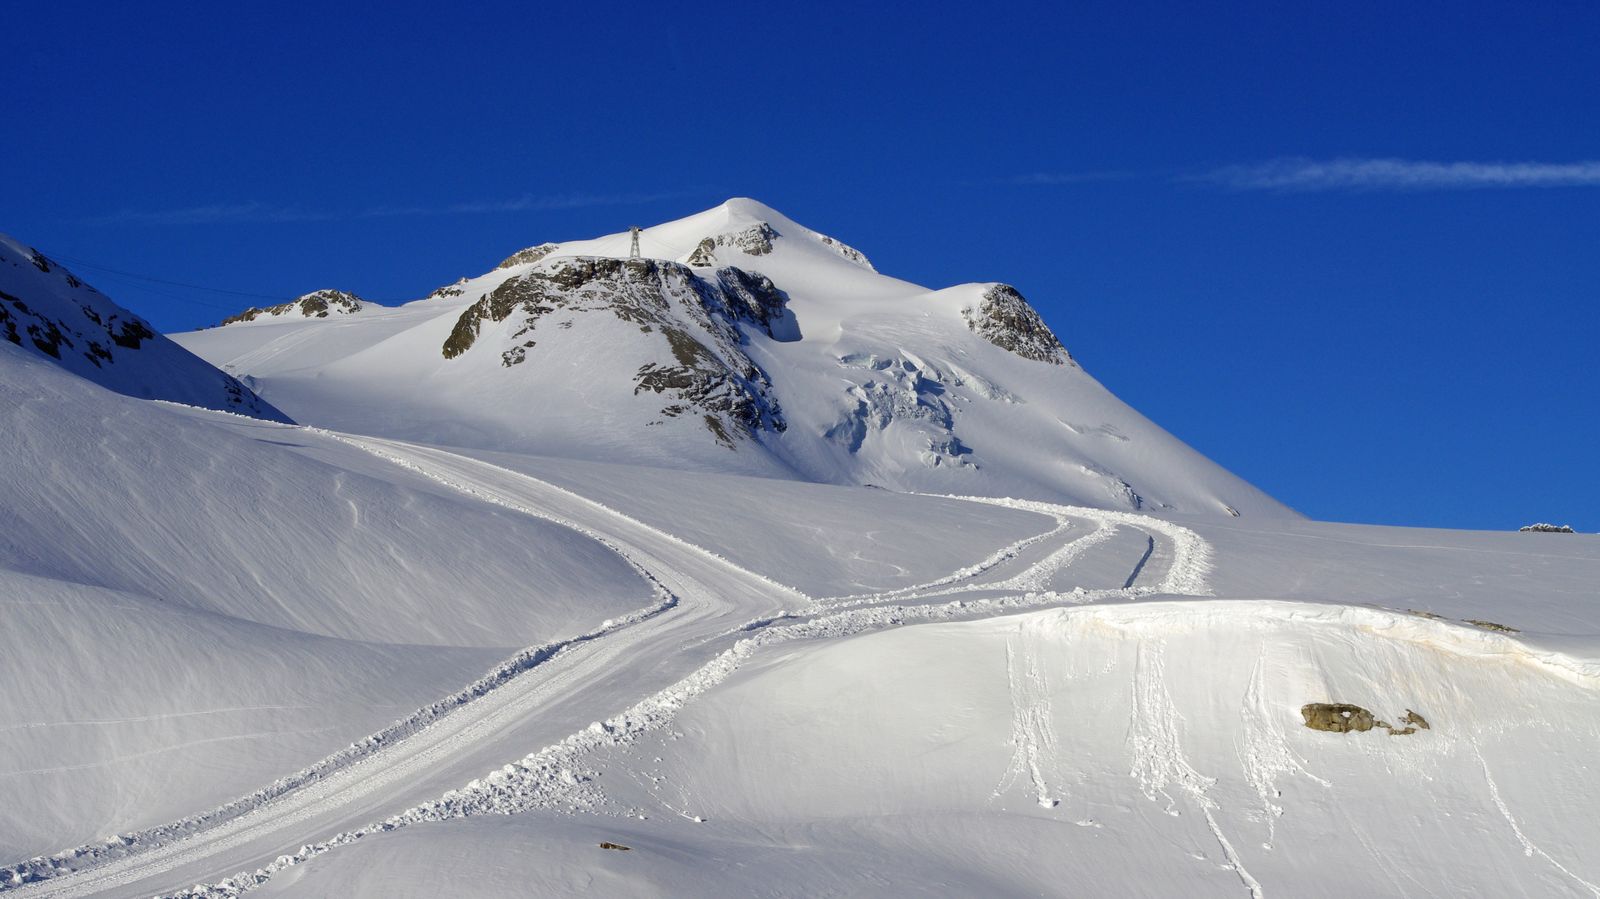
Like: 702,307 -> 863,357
1,421 -> 1212,898
1128,640 -> 1264,898
1237,644 -> 1330,851
1473,741 -> 1600,897
995,631 -> 1065,809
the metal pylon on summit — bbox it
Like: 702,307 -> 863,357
629,226 -> 641,259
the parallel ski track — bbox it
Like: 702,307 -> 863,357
3,430 -> 1200,898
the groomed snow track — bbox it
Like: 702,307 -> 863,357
3,428 -> 1212,898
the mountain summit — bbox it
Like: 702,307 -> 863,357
176,200 -> 1290,517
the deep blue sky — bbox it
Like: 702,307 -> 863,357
5,1 -> 1597,531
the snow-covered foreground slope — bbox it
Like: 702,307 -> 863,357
279,600 -> 1600,898
174,199 -> 1290,518
0,236 -> 283,420
5,417 -> 1594,897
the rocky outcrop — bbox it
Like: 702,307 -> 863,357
219,289 -> 364,325
813,232 -> 875,271
496,243 -> 560,269
962,285 -> 1072,365
1520,523 -> 1575,533
2,287 -> 154,364
685,223 -> 779,267
684,222 -> 876,273
443,256 -> 788,447
0,238 -> 286,420
427,278 -> 469,300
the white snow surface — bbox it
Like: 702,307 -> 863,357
2,206 -> 1597,898
173,199 -> 1291,517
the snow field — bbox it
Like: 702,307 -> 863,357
126,491 -> 1207,897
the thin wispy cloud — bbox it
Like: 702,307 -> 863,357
1202,157 -> 1600,191
87,190 -> 701,226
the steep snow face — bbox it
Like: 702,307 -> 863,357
173,199 -> 1293,516
216,289 -> 367,326
0,235 -> 286,421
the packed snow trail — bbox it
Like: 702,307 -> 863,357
2,436 -> 807,897
4,436 -> 1193,898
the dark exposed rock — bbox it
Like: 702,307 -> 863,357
1520,523 -> 1575,533
110,320 -> 155,349
962,285 -> 1072,365
219,289 -> 364,325
685,238 -> 718,268
496,243 -> 560,269
1303,703 -> 1376,733
1465,619 -> 1519,634
1302,703 -> 1429,736
598,842 -> 631,851
443,256 -> 788,447
0,303 -> 20,345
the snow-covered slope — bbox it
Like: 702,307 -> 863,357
174,200 -> 1291,517
0,344 -> 652,856
0,340 -> 1054,867
0,236 -> 285,420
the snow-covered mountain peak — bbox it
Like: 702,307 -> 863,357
678,198 -> 876,272
174,202 -> 1294,516
0,233 -> 288,420
218,288 -> 367,326
530,199 -> 876,275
